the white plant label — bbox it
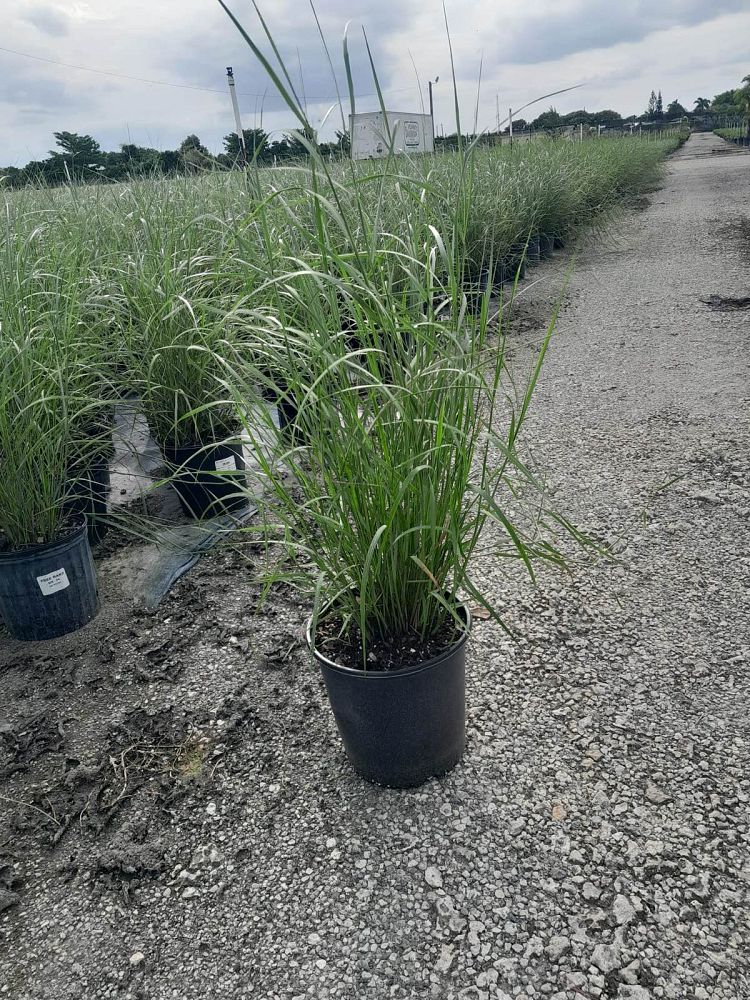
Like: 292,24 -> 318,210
36,567 -> 70,596
214,456 -> 237,472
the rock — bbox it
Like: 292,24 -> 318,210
435,944 -> 454,974
645,783 -> 672,805
583,881 -> 601,901
129,952 -> 145,968
307,933 -> 322,945
0,889 -> 20,913
591,941 -> 622,974
621,960 -> 641,984
566,972 -> 588,989
476,969 -> 499,988
315,959 -> 327,970
546,935 -> 571,962
425,866 -> 443,889
618,987 -> 651,1000
613,894 -> 636,926
181,887 -> 199,899
524,935 -> 544,958
687,490 -> 721,504
551,802 -> 567,821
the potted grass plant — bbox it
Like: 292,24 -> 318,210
0,236 -> 103,640
215,0 -> 581,786
229,263 -> 570,786
113,224 -> 248,520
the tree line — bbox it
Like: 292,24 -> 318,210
2,73 -> 747,189
499,74 -> 750,134
0,128 -> 350,189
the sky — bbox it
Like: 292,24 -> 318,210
1,0 -> 749,165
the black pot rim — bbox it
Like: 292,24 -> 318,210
162,436 -> 244,459
0,518 -> 88,562
307,603 -> 471,679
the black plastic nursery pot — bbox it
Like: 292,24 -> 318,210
164,440 -> 248,520
308,606 -> 471,788
526,235 -> 541,264
495,257 -> 526,286
0,520 -> 99,641
539,234 -> 555,258
64,458 -> 111,545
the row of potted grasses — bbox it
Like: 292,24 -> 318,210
0,132 -> 676,786
713,127 -> 749,145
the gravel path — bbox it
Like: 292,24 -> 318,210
1,132 -> 749,1000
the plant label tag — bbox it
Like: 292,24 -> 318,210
214,456 -> 237,472
37,567 -> 70,596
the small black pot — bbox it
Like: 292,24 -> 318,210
526,234 -> 541,264
308,606 -> 470,788
164,440 -> 248,519
539,234 -> 555,258
276,394 -> 306,444
496,257 -> 526,286
0,520 -> 99,641
64,458 -> 111,545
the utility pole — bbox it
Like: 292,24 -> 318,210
226,66 -> 247,165
509,108 -> 513,151
428,77 -> 439,144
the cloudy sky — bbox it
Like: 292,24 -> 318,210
1,0 -> 748,164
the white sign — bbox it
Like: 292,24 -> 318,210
404,121 -> 420,146
214,456 -> 237,472
37,567 -> 71,596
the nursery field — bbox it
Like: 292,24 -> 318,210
1,131 -> 749,999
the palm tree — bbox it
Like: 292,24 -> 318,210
693,97 -> 710,113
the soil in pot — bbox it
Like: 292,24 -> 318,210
163,440 -> 249,520
309,606 -> 470,788
0,519 -> 99,641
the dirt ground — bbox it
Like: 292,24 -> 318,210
1,132 -> 749,1000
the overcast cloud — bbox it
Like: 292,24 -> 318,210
1,0 -> 748,165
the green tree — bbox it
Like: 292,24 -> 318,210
530,107 -> 562,130
711,89 -> 740,113
222,128 -> 269,162
646,90 -> 657,119
655,91 -> 663,117
737,75 -> 750,114
51,131 -> 102,161
284,126 -> 318,158
666,100 -> 688,118
178,135 -> 214,171
693,97 -> 710,113
179,134 -> 209,155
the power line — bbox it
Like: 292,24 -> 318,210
0,44 -> 415,104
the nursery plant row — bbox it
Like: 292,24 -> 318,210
0,133 -> 679,786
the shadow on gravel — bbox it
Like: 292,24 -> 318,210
701,295 -> 750,312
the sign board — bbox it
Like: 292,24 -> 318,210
350,112 -> 434,160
